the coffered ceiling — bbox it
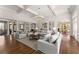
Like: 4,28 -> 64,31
0,5 -> 77,22
17,5 -> 77,22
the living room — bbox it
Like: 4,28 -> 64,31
0,5 -> 78,54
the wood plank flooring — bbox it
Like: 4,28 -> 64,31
1,34 -> 79,54
0,35 -> 43,54
60,34 -> 79,54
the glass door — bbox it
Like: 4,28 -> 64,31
0,22 -> 4,35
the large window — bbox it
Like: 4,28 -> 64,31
73,16 -> 77,39
0,22 -> 4,35
0,22 -> 4,30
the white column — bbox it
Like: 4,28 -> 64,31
12,22 -> 14,34
16,21 -> 19,31
77,13 -> 79,42
7,21 -> 9,35
70,17 -> 73,36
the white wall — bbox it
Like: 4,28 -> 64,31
70,6 -> 79,42
77,6 -> 79,42
72,8 -> 77,40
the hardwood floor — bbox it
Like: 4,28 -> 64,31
0,35 -> 43,54
1,33 -> 79,54
60,34 -> 79,54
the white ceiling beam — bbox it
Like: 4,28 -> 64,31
48,5 -> 56,16
26,8 -> 38,15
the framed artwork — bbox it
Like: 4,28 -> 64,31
13,24 -> 16,32
20,24 -> 24,30
31,23 -> 36,29
42,23 -> 47,29
41,23 -> 47,33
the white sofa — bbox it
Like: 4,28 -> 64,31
37,39 -> 57,54
19,34 -> 26,39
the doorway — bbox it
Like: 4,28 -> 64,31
0,21 -> 7,36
